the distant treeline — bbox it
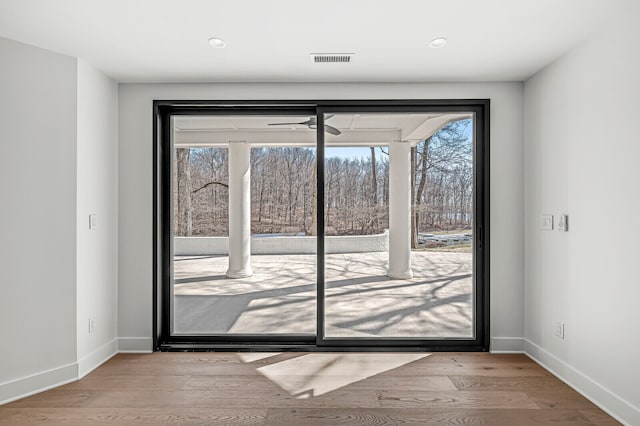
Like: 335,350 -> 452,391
174,119 -> 473,243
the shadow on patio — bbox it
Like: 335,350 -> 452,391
172,251 -> 472,338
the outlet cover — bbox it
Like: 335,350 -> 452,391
554,322 -> 564,339
541,214 -> 554,231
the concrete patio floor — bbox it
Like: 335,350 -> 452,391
172,251 -> 472,338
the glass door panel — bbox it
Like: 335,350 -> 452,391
170,113 -> 316,335
322,112 -> 475,339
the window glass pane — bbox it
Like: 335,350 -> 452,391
323,112 -> 474,339
171,115 -> 316,335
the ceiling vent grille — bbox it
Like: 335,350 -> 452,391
311,53 -> 354,63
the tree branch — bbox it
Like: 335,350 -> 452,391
193,181 -> 228,193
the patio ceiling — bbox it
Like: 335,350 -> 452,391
173,112 -> 471,148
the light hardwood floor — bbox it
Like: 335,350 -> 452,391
0,352 -> 619,425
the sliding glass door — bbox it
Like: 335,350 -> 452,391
318,109 -> 477,343
154,101 -> 488,349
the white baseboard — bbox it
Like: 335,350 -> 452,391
1,338 -> 144,406
0,362 -> 78,405
523,339 -> 639,426
4,335 -> 637,426
490,337 -> 524,353
77,338 -> 118,378
118,337 -> 153,353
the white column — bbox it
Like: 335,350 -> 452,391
226,141 -> 253,278
387,141 -> 413,279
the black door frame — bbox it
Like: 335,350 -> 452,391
153,99 -> 490,351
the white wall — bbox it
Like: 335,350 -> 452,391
0,37 -> 78,401
0,38 -> 119,404
118,82 -> 524,351
76,60 -> 119,377
523,4 -> 640,423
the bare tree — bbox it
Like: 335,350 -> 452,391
412,136 -> 431,248
173,119 -> 472,240
176,148 -> 193,236
410,146 -> 417,248
370,147 -> 377,206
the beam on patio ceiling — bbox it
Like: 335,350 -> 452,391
401,113 -> 473,143
173,129 -> 401,147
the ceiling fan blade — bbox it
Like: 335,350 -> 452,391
309,114 -> 334,125
268,121 -> 308,126
268,117 -> 339,134
324,125 -> 341,135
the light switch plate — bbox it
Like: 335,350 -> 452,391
541,214 -> 554,231
558,214 -> 568,232
89,214 -> 97,230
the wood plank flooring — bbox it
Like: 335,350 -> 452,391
0,352 -> 619,425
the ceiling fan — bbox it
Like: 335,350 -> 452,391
268,114 -> 341,135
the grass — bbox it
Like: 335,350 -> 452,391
413,229 -> 473,253
412,244 -> 472,253
422,229 -> 472,235
428,244 -> 473,253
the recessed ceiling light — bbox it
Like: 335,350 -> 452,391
208,38 -> 226,48
429,37 -> 447,48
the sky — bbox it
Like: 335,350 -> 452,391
325,118 -> 472,160
325,146 -> 374,160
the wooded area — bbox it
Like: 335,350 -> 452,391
173,119 -> 473,245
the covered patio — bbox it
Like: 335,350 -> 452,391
174,112 -> 472,280
173,250 -> 472,338
171,111 -> 475,339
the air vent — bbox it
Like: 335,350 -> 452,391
311,53 -> 354,63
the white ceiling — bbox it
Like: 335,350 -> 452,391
0,0 -> 623,83
173,113 -> 471,147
